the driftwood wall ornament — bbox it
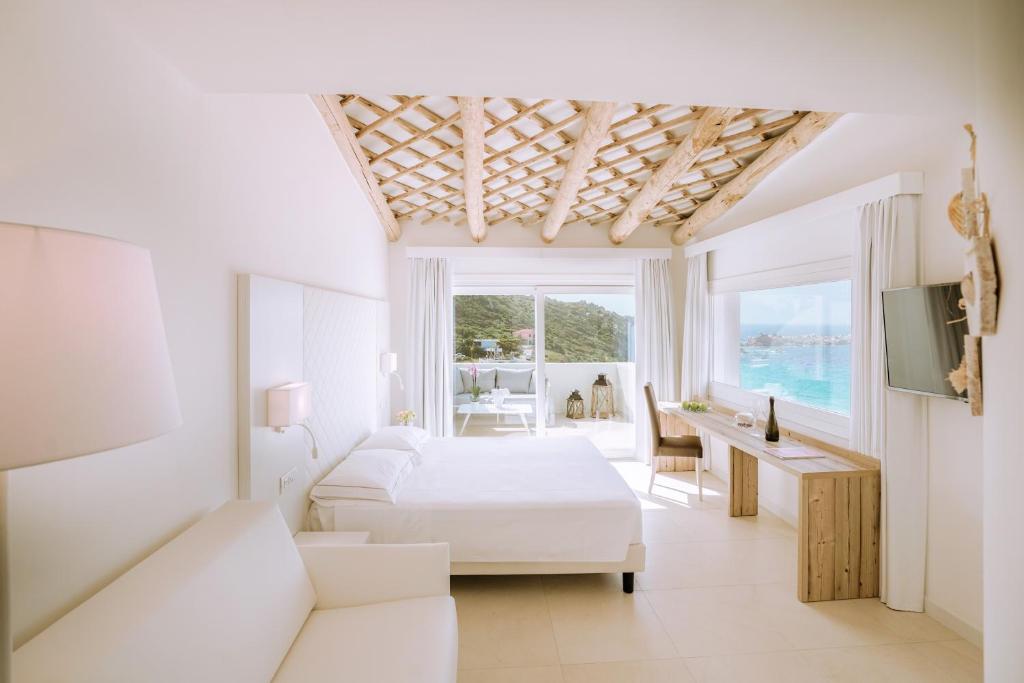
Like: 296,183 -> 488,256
951,124 -> 999,336
964,336 -> 983,417
947,355 -> 968,395
964,237 -> 998,334
946,124 -> 996,416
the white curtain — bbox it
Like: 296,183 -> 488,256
850,194 -> 926,612
635,258 -> 677,463
681,252 -> 711,402
406,257 -> 453,437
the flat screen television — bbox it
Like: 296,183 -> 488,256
881,282 -> 968,401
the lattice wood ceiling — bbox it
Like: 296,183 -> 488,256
313,94 -> 840,244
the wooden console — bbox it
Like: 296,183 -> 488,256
659,404 -> 880,602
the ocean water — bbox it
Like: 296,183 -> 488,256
739,324 -> 851,415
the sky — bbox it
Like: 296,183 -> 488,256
740,280 -> 852,329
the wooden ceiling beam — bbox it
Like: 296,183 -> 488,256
413,103 -> 692,223
458,96 -> 488,242
609,107 -> 740,244
388,109 -> 584,206
368,110 -> 460,164
355,96 -> 424,139
540,101 -> 617,243
323,91 -> 815,237
310,94 -> 401,242
473,131 -> 774,227
671,111 -> 841,244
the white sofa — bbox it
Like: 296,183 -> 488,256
453,363 -> 554,420
14,501 -> 458,683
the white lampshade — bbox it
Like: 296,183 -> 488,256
267,382 -> 312,428
0,223 -> 182,470
380,352 -> 398,374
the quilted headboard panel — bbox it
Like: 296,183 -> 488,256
238,275 -> 387,533
303,285 -> 378,484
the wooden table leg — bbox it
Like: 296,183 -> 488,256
798,473 -> 880,602
729,447 -> 758,517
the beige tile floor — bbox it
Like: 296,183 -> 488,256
458,415 -> 636,458
453,463 -> 982,683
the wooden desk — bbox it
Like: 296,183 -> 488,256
658,403 -> 880,603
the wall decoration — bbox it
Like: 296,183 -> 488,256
947,124 -> 997,416
964,336 -> 983,416
949,125 -> 999,335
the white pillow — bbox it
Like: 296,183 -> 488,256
354,426 -> 430,453
459,367 -> 496,393
496,367 -> 533,393
311,449 -> 413,504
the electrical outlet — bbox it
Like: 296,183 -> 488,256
279,466 -> 298,494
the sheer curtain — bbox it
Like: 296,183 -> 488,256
850,194 -> 926,612
681,252 -> 711,402
635,258 -> 677,463
406,257 -> 453,437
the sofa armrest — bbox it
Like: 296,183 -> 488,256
298,543 -> 450,610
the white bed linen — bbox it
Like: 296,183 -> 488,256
309,436 -> 642,563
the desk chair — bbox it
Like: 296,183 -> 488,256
644,383 -> 703,499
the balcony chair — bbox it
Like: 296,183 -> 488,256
644,382 -> 703,499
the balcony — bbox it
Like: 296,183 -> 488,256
453,361 -> 636,458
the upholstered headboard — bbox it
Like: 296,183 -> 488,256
238,274 -> 388,533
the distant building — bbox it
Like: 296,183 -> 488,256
514,328 -> 535,341
473,339 -> 500,358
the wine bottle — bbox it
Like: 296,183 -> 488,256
765,396 -> 780,442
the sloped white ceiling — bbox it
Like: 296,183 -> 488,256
96,0 -> 974,116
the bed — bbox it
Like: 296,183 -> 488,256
308,435 -> 645,592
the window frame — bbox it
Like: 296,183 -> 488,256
709,274 -> 853,445
451,284 -> 636,439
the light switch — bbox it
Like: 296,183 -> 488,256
279,466 -> 298,494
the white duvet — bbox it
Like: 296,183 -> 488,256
309,436 -> 643,563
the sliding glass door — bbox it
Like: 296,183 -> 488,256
537,289 -> 636,456
451,286 -> 637,457
452,291 -> 537,437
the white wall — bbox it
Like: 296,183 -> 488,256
101,0 -> 974,117
976,0 -> 1024,678
0,0 -> 389,645
691,112 -> 984,640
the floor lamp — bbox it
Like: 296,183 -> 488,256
0,223 -> 182,683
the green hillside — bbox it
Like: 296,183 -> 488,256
454,295 -> 633,363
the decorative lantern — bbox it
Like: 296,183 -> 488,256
566,390 -> 585,420
591,373 -> 615,419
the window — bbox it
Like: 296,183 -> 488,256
542,293 -> 635,363
714,280 -> 851,415
453,294 -> 535,362
451,288 -> 637,453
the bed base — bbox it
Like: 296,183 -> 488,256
450,543 -> 645,593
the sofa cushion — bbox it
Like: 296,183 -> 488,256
496,367 -> 533,393
272,596 -> 458,683
14,502 -> 315,683
459,367 -> 496,393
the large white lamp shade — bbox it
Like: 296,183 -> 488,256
0,222 -> 182,683
0,223 -> 182,469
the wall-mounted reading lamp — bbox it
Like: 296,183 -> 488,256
380,352 -> 404,390
267,381 -> 319,459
